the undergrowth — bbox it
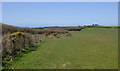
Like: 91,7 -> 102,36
2,43 -> 41,69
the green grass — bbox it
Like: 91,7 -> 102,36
10,28 -> 118,69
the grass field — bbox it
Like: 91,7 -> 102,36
10,28 -> 118,69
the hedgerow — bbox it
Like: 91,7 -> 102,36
2,24 -> 72,68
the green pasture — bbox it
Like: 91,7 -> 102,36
10,28 -> 118,69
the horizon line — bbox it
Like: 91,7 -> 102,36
2,23 -> 119,28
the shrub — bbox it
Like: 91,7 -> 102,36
2,24 -> 69,35
44,33 -> 48,37
66,32 -> 72,37
2,24 -> 71,67
52,33 -> 57,36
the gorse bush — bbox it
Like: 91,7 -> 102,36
52,33 -> 57,36
7,32 -> 24,39
2,32 -> 43,67
66,32 -> 72,37
44,33 -> 48,37
2,24 -> 73,68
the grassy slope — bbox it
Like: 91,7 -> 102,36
11,28 -> 118,69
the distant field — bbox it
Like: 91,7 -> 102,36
10,28 -> 118,69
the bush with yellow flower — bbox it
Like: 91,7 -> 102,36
66,32 -> 72,37
44,33 -> 48,37
52,33 -> 57,36
8,32 -> 24,39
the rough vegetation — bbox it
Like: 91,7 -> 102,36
2,23 -> 118,69
2,24 -> 74,68
2,24 -> 68,35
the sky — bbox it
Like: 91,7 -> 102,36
2,2 -> 118,27
2,0 -> 119,2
